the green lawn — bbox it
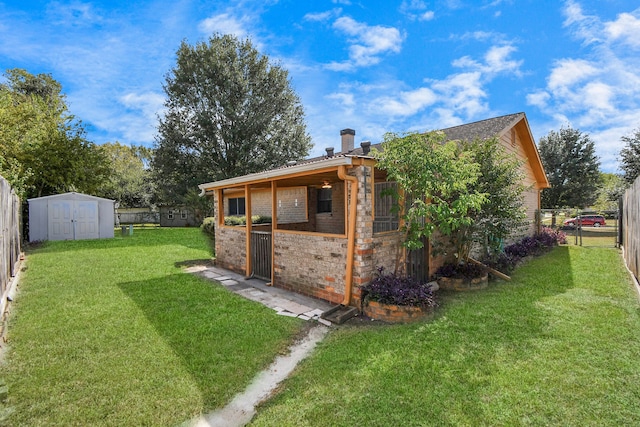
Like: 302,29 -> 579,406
0,228 -> 302,426
251,245 -> 640,426
3,230 -> 639,426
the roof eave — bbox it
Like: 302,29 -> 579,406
198,155 -> 358,191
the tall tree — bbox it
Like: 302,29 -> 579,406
0,68 -> 109,199
152,34 -> 312,204
96,142 -> 154,207
539,127 -> 600,209
619,128 -> 640,185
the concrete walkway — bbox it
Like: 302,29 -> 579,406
186,324 -> 329,427
184,264 -> 336,326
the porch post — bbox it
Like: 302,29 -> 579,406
216,189 -> 224,226
245,184 -> 252,278
270,180 -> 278,286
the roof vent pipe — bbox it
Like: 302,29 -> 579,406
326,147 -> 334,157
360,141 -> 371,155
340,128 -> 355,153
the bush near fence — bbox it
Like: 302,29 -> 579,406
0,175 -> 22,315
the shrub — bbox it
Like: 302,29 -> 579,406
360,267 -> 438,309
223,215 -> 272,226
484,226 -> 567,272
435,262 -> 486,279
201,217 -> 215,239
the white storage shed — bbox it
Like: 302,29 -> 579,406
28,192 -> 115,242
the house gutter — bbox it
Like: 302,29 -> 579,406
338,165 -> 358,306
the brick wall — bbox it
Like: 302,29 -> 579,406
214,222 -> 247,275
273,231 -> 347,304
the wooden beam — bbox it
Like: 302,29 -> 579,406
468,257 -> 511,281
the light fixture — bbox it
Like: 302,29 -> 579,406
321,181 -> 332,189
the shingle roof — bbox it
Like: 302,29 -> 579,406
344,112 -> 526,156
440,112 -> 524,142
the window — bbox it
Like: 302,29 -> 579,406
317,188 -> 332,213
167,209 -> 174,220
228,197 -> 245,216
373,181 -> 399,233
181,211 -> 188,220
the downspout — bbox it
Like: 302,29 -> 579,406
338,165 -> 358,306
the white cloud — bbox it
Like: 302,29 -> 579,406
420,11 -> 435,21
377,87 -> 437,116
452,30 -> 509,44
431,72 -> 487,117
547,58 -> 598,91
45,1 -> 103,27
337,44 -> 517,127
326,92 -> 356,108
605,12 -> 640,48
198,12 -> 252,39
304,9 -> 341,22
400,0 -> 435,21
453,44 -> 522,77
120,92 -> 166,119
326,17 -> 404,71
526,91 -> 551,109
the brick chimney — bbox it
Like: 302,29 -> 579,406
340,128 -> 355,153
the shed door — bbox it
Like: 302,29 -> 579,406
48,200 -> 74,240
48,200 -> 99,240
75,201 -> 99,240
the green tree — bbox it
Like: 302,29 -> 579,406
373,131 -> 486,271
593,172 -> 625,212
539,127 -> 600,209
619,128 -> 640,185
0,68 -> 109,199
96,142 -> 154,207
152,34 -> 311,204
462,138 -> 528,259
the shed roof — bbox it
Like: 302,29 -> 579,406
27,192 -> 115,203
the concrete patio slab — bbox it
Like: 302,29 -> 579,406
185,264 -> 335,325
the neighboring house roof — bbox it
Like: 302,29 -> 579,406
199,112 -> 550,191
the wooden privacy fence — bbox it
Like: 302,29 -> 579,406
0,175 -> 21,309
622,176 -> 640,280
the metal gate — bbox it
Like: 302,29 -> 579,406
251,231 -> 272,280
406,236 -> 429,282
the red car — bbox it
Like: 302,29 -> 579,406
563,215 -> 606,227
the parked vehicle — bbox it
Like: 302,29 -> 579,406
563,215 -> 606,227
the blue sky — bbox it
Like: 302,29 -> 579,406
1,0 -> 639,173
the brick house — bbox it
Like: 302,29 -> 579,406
198,112 -> 550,307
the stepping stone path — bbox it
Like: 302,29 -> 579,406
184,265 -> 334,326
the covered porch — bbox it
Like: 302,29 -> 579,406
200,156 -> 376,305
